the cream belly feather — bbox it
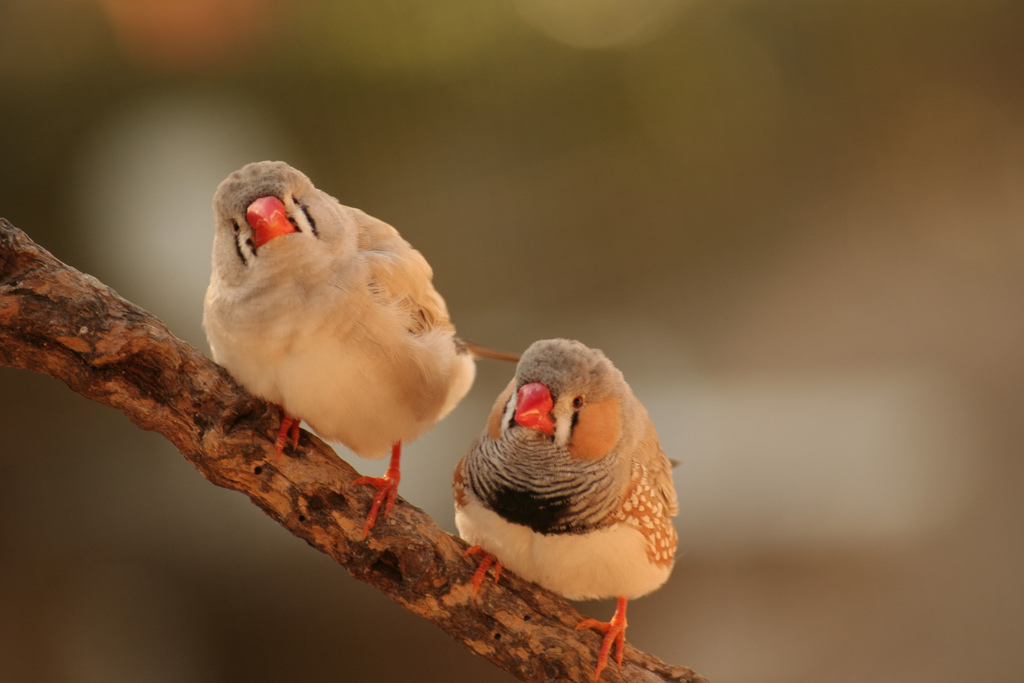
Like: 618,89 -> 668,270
455,497 -> 672,601
206,287 -> 475,459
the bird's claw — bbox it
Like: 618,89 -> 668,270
463,545 -> 503,597
353,473 -> 399,538
274,412 -> 301,461
353,446 -> 402,539
576,597 -> 628,681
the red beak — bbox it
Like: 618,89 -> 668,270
514,382 -> 555,435
247,196 -> 297,248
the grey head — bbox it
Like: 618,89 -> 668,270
514,338 -> 628,408
209,160 -> 359,286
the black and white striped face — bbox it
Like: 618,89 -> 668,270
463,341 -> 633,535
209,161 -> 358,287
500,338 -> 627,460
210,161 -> 315,267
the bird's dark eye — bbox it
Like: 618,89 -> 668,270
572,396 -> 584,409
231,220 -> 240,233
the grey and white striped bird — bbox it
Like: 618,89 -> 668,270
453,338 -> 678,680
204,161 -> 513,537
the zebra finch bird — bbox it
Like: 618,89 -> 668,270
453,338 -> 678,680
204,160 -> 515,537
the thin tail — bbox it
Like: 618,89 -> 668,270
458,338 -> 521,363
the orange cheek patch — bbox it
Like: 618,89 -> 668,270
487,381 -> 515,441
568,399 -> 622,460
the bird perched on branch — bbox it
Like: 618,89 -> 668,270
453,338 -> 678,680
204,160 -> 515,537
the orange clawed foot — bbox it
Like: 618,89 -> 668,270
463,545 -> 503,597
353,442 -> 402,539
275,410 -> 301,460
576,597 -> 628,681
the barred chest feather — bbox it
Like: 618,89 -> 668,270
453,453 -> 677,599
459,436 -> 624,536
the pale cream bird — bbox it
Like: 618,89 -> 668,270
453,338 -> 679,681
204,160 -> 514,537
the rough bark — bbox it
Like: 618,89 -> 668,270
0,218 -> 708,683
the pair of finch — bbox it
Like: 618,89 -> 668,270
203,162 -> 678,680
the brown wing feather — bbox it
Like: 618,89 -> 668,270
635,411 -> 679,517
356,211 -> 454,335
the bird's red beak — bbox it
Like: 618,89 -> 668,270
247,196 -> 297,248
514,382 -> 555,435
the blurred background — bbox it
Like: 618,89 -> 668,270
2,0 -> 1023,681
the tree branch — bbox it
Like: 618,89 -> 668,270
0,218 -> 708,683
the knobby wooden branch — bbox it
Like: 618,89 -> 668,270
0,218 -> 708,683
